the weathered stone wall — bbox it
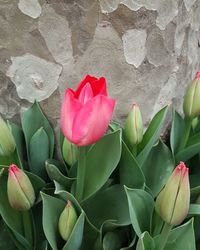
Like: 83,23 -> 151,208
0,0 -> 200,129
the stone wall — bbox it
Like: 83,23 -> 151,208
0,0 -> 200,129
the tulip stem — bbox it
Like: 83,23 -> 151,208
179,117 -> 192,150
76,146 -> 87,201
157,223 -> 172,250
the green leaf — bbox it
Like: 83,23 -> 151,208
21,101 -> 54,158
125,187 -> 154,236
170,109 -> 184,154
175,139 -> 200,164
29,127 -> 49,178
9,122 -> 25,168
0,220 -> 17,250
62,212 -> 85,250
141,140 -> 174,197
136,231 -> 155,250
188,204 -> 200,216
103,229 -> 126,250
41,193 -> 65,250
137,106 -> 168,166
164,219 -> 195,250
82,185 -> 130,229
119,141 -> 145,189
82,130 -> 122,200
46,162 -> 75,190
53,189 -> 99,250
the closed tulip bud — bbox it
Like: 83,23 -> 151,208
62,138 -> 78,166
155,162 -> 190,226
58,200 -> 78,241
124,104 -> 143,146
0,117 -> 16,156
183,71 -> 200,118
7,164 -> 35,211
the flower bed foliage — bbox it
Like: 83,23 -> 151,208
0,74 -> 200,250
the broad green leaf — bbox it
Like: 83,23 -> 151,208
125,187 -> 154,236
45,162 -> 74,190
163,219 -> 195,250
103,229 -> 126,250
54,190 -> 99,250
82,130 -> 122,200
41,193 -> 65,250
119,141 -> 145,189
0,220 -> 17,250
170,109 -> 184,154
9,122 -> 25,168
82,185 -> 130,229
137,106 -> 168,165
21,102 -> 54,158
141,140 -> 174,197
136,231 -> 155,250
109,121 -> 122,131
175,141 -> 200,164
188,204 -> 200,216
29,128 -> 49,178
62,212 -> 85,250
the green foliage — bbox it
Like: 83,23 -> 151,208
0,98 -> 199,250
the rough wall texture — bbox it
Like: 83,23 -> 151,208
0,0 -> 200,130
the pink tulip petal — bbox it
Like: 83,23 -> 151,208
60,89 -> 82,141
78,82 -> 94,105
72,95 -> 115,146
75,75 -> 98,98
90,77 -> 107,96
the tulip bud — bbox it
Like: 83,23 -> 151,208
58,200 -> 78,241
155,162 -> 190,226
0,117 -> 16,156
124,104 -> 143,146
7,164 -> 35,211
183,71 -> 200,118
62,138 -> 78,166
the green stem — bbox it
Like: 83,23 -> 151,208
75,146 -> 87,201
179,117 -> 192,150
22,210 -> 34,250
157,223 -> 172,250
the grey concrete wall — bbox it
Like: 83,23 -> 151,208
0,0 -> 200,129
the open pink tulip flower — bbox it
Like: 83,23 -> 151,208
61,75 -> 116,146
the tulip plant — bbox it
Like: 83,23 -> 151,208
1,73 -> 200,250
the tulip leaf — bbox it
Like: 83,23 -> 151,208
41,192 -> 67,250
0,220 -> 18,250
125,187 -> 154,236
175,138 -> 200,164
82,185 -> 130,229
119,141 -> 145,189
62,212 -> 85,250
21,101 -> 54,159
136,231 -> 155,250
103,229 -> 127,250
46,163 -> 74,190
82,129 -> 122,200
137,106 -> 168,166
170,109 -> 184,154
29,127 -> 49,178
41,192 -> 86,250
55,190 -> 100,250
188,204 -> 200,216
155,219 -> 195,250
141,140 -> 174,197
9,122 -> 25,168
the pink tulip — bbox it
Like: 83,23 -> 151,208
61,75 -> 116,146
